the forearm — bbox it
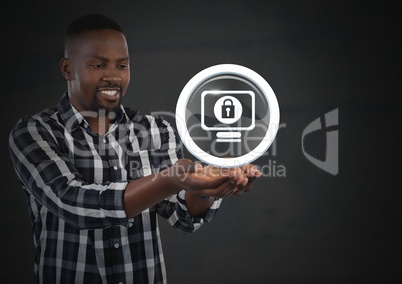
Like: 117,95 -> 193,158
185,191 -> 215,217
123,170 -> 179,218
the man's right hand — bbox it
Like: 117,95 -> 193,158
165,159 -> 246,198
123,158 -> 251,218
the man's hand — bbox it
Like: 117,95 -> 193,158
123,158 -> 261,218
166,159 -> 233,194
202,163 -> 262,198
167,159 -> 262,199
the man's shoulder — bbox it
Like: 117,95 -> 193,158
12,105 -> 60,132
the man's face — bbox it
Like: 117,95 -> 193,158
63,29 -> 130,113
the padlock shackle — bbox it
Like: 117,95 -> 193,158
223,99 -> 233,105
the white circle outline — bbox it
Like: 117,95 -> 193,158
175,64 -> 280,167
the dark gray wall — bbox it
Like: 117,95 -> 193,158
1,1 -> 400,283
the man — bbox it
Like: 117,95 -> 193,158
9,14 -> 261,283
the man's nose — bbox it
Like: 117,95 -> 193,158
101,68 -> 122,83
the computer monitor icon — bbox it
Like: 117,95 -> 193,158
201,90 -> 255,142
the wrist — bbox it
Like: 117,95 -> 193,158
186,190 -> 219,201
159,167 -> 182,195
198,194 -> 219,200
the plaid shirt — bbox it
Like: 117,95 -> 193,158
9,94 -> 221,284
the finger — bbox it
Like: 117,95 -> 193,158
224,177 -> 248,197
198,178 -> 238,198
203,165 -> 232,178
215,178 -> 238,197
190,161 -> 204,174
236,168 -> 248,184
244,176 -> 258,192
203,165 -> 220,177
174,158 -> 195,174
241,164 -> 262,178
185,172 -> 232,190
216,167 -> 245,182
233,177 -> 248,196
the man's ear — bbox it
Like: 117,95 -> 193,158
60,58 -> 73,80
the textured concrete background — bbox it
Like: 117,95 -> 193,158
1,1 -> 400,283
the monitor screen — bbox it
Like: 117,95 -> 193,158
201,90 -> 255,131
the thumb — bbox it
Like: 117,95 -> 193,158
174,159 -> 203,174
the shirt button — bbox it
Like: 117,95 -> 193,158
103,138 -> 107,143
114,243 -> 119,248
113,165 -> 118,170
118,282 -> 124,284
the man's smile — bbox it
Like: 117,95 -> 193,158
97,87 -> 121,101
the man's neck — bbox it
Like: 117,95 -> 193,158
86,116 -> 114,136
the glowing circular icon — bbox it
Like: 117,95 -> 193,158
175,64 -> 280,167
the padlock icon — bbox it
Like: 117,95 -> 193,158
222,99 -> 235,118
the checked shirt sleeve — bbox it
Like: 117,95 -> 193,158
9,116 -> 129,230
157,190 -> 222,233
153,116 -> 222,233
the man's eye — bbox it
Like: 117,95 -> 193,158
118,64 -> 129,69
92,64 -> 104,68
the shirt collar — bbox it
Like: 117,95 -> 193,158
57,93 -> 127,131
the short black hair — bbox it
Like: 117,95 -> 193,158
64,14 -> 124,57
